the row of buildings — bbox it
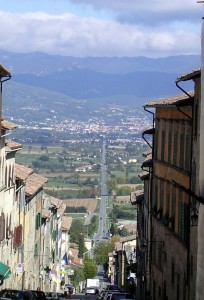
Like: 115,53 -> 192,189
0,65 -> 80,291
131,68 -> 202,300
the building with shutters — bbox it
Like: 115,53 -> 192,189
134,69 -> 201,300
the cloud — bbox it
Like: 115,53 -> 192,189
67,0 -> 202,26
0,11 -> 200,57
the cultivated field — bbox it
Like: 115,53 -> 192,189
63,198 -> 98,213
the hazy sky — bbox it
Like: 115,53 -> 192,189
0,0 -> 203,57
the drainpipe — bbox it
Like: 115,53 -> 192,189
0,74 -> 11,139
143,106 -> 155,298
196,15 -> 204,300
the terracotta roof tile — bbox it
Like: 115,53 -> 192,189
120,234 -> 136,243
0,64 -> 11,77
49,196 -> 61,208
177,68 -> 200,82
62,216 -> 72,231
123,223 -> 137,234
145,91 -> 194,108
115,241 -> 122,251
6,140 -> 22,150
25,173 -> 47,196
42,208 -> 52,219
15,163 -> 33,181
1,120 -> 17,130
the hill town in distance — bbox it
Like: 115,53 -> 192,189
1,51 -> 199,143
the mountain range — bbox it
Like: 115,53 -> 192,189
0,49 -> 200,125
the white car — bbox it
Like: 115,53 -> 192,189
85,287 -> 99,295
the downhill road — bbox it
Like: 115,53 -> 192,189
95,139 -> 108,243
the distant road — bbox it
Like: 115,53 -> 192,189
95,139 -> 109,243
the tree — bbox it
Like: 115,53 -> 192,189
93,240 -> 115,266
83,258 -> 97,279
78,234 -> 87,258
72,265 -> 85,288
107,178 -> 117,195
39,155 -> 49,161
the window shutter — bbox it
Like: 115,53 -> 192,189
0,213 -> 5,241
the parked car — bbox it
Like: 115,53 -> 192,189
0,290 -> 37,300
106,285 -> 120,291
44,293 -> 58,300
85,286 -> 99,295
108,293 -> 134,300
64,285 -> 75,295
56,294 -> 65,299
28,291 -> 46,300
103,291 -> 122,300
98,290 -> 109,300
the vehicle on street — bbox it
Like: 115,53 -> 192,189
56,293 -> 65,299
107,293 -> 134,300
106,285 -> 120,291
98,290 -> 109,300
28,290 -> 46,300
86,278 -> 100,289
0,290 -> 37,300
44,292 -> 59,300
64,284 -> 75,295
85,286 -> 99,295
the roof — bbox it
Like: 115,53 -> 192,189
1,120 -> 17,130
25,173 -> 47,196
15,163 -> 33,181
62,216 -> 73,231
144,91 -> 194,108
141,154 -> 152,168
130,190 -> 144,205
0,64 -> 12,78
49,196 -> 62,209
69,248 -> 84,268
115,242 -> 122,251
142,128 -> 155,135
139,171 -> 150,181
177,68 -> 201,82
5,140 -> 22,151
57,203 -> 66,216
42,208 -> 52,219
120,234 -> 136,243
123,223 -> 137,234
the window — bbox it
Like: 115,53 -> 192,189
154,127 -> 158,160
185,127 -> 191,171
161,130 -> 165,161
166,182 -> 170,212
173,130 -> 178,166
178,192 -> 189,243
35,213 -> 41,230
152,178 -> 158,211
180,126 -> 185,169
159,180 -> 164,218
168,130 -> 172,163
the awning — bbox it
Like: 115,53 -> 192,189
0,262 -> 11,282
